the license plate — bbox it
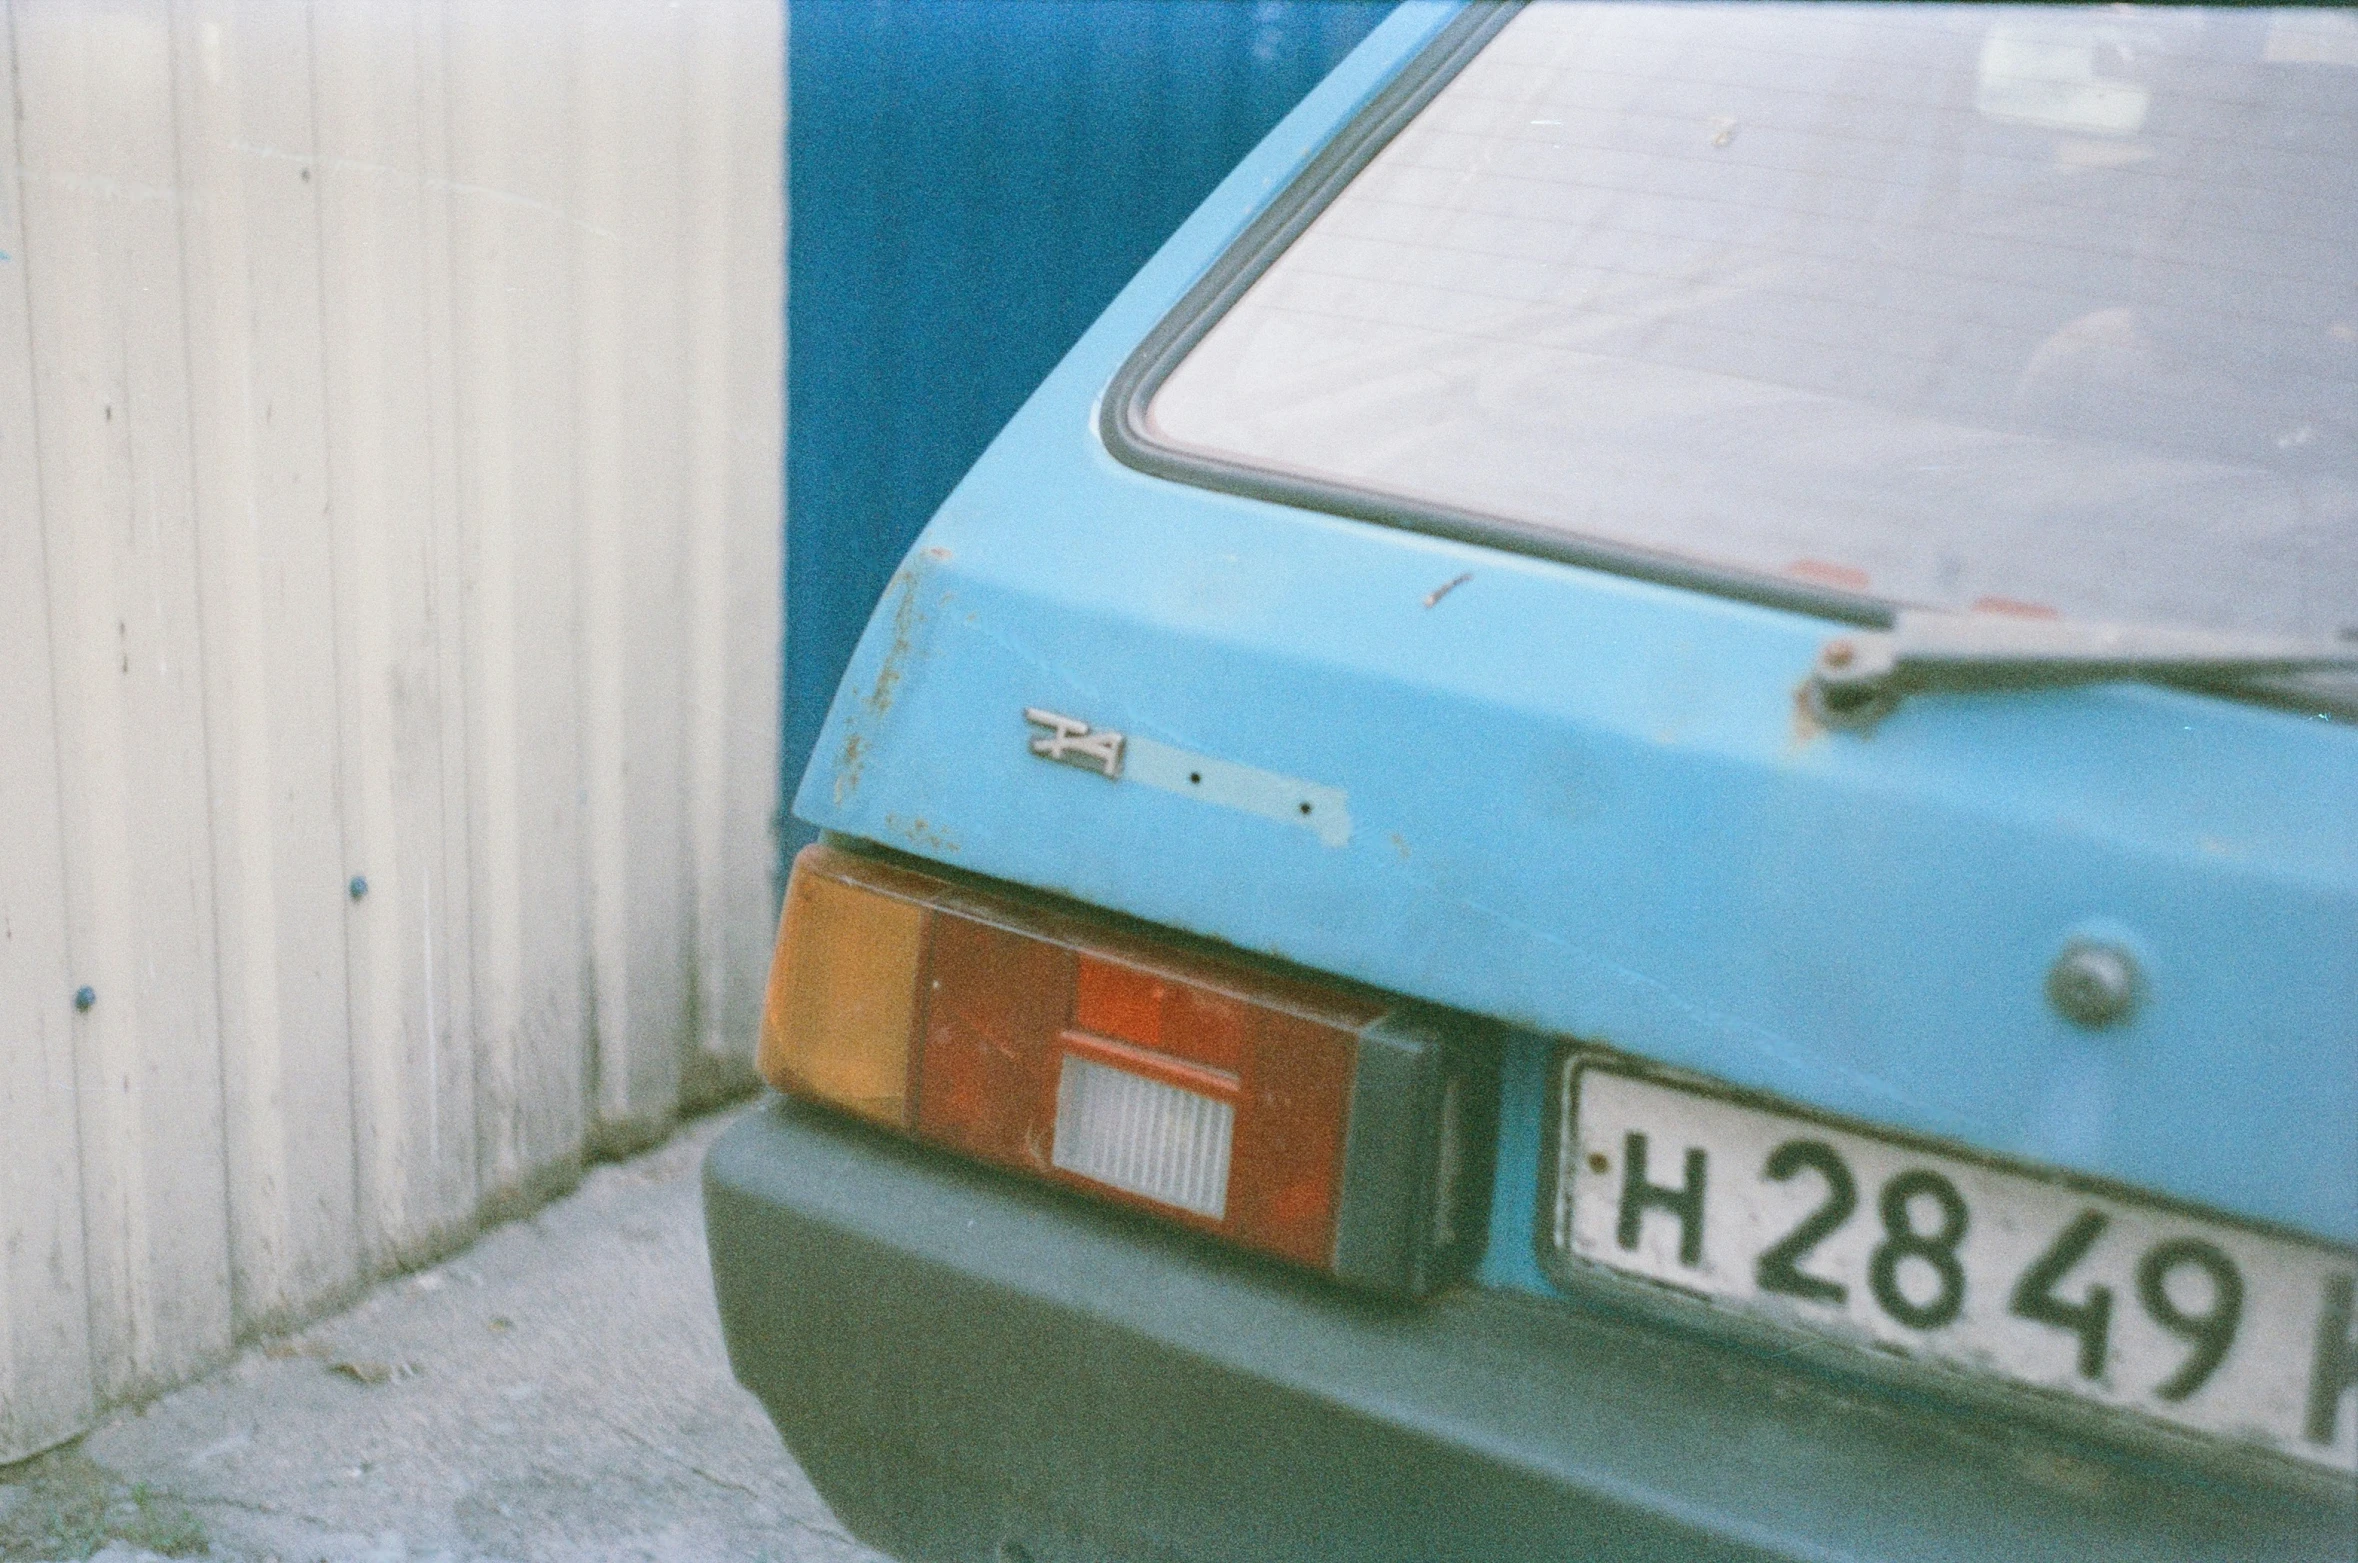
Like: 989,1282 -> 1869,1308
1546,1056 -> 2358,1482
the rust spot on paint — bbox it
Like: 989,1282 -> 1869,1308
1969,595 -> 2059,619
832,733 -> 869,808
1787,558 -> 1870,590
833,555 -> 949,806
862,571 -> 925,719
1790,680 -> 1829,746
886,813 -> 959,855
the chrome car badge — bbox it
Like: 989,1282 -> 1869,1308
1025,708 -> 1124,779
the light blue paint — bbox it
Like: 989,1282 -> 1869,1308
793,0 -> 2358,1275
1477,1031 -> 1556,1294
1124,735 -> 1351,848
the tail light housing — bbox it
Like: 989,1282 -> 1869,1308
761,842 -> 1495,1295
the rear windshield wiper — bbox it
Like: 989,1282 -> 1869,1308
1808,611 -> 2358,730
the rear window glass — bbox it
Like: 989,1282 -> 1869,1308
1142,4 -> 2358,640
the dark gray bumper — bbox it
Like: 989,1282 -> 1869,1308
704,1097 -> 2350,1563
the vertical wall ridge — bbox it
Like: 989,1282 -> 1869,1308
0,0 -> 100,1464
0,0 -> 782,1460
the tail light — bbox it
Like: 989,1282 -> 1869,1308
760,842 -> 1495,1295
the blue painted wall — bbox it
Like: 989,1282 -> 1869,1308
783,0 -> 1397,871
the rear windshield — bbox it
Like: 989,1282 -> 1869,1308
1142,4 -> 2358,640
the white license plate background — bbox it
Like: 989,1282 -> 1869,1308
1552,1061 -> 2357,1479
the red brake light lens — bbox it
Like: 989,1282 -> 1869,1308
759,843 -> 1493,1294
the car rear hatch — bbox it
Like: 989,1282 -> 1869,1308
786,0 -> 2356,1505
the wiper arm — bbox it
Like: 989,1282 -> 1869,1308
1807,610 -> 2358,729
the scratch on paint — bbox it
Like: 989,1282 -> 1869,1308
1422,571 -> 1473,608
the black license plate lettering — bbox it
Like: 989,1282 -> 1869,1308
1754,1138 -> 1855,1305
1559,1061 -> 2357,1481
2009,1208 -> 2115,1380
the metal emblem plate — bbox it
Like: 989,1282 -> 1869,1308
1025,708 -> 1124,780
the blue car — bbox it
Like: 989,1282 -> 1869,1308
707,4 -> 2358,1558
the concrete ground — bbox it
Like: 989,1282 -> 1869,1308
0,1105 -> 890,1563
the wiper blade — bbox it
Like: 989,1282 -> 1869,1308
1807,610 -> 2358,729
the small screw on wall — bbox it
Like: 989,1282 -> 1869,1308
73,986 -> 96,1012
349,875 -> 369,901
2047,941 -> 2140,1029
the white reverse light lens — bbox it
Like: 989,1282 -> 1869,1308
1052,1055 -> 1235,1220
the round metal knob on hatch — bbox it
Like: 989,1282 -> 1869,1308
2046,941 -> 2141,1029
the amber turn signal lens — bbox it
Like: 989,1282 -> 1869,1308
760,841 -> 1495,1295
757,853 -> 929,1126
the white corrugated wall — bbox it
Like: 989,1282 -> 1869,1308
0,0 -> 785,1459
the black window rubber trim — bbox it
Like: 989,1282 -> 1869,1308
1097,0 -> 1894,632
